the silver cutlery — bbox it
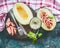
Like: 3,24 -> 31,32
10,9 -> 27,36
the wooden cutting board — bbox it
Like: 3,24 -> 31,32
5,7 -> 36,40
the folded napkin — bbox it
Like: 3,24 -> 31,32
0,0 -> 60,31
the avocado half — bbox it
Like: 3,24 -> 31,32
37,8 -> 56,31
13,3 -> 33,25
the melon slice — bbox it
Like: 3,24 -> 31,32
30,17 -> 41,30
37,8 -> 56,31
13,3 -> 33,25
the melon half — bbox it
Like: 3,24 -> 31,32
37,8 -> 56,31
13,3 -> 33,25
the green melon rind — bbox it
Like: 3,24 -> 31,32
37,8 -> 56,31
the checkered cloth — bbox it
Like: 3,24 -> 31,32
0,0 -> 60,31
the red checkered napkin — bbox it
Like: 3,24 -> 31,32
0,0 -> 60,31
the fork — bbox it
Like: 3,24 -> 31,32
10,9 -> 27,36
